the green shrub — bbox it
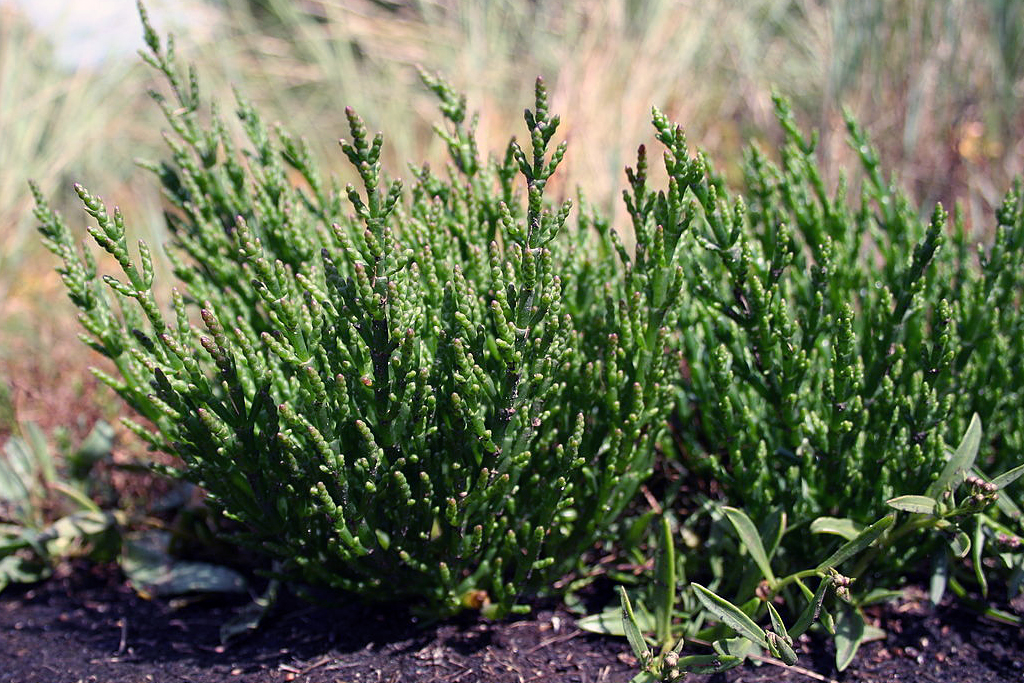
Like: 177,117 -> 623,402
33,8 -> 684,617
618,94 -> 1024,643
644,95 -> 1024,533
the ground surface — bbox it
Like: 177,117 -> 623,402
1,562 -> 1022,683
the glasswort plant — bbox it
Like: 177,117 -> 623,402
33,4 -> 684,617
654,94 -> 1024,561
590,97 -> 1024,674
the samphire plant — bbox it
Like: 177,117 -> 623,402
33,5 -> 684,617
580,94 -> 1024,674
641,94 -> 1024,567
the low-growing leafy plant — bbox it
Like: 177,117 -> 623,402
0,420 -> 120,592
0,414 -> 263,629
587,405 -> 1024,675
582,510 -> 885,678
33,5 -> 685,617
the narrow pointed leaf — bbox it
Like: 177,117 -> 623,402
768,632 -> 798,665
50,481 -> 102,513
834,602 -> 865,672
810,516 -> 862,540
929,550 -> 948,605
886,495 -> 937,515
577,606 -> 626,636
790,577 -> 831,638
862,624 -> 887,642
713,636 -> 756,660
221,579 -> 280,645
760,506 -> 786,560
857,588 -> 903,606
619,586 -> 651,663
820,606 -> 836,635
653,515 -> 676,646
629,672 -> 658,683
578,604 -> 657,636
991,462 -> 1024,491
926,413 -> 982,498
817,514 -> 893,570
122,531 -> 247,597
972,519 -> 987,598
677,654 -> 742,674
692,583 -> 767,648
722,506 -> 776,584
0,440 -> 33,507
948,530 -> 971,558
766,601 -> 787,638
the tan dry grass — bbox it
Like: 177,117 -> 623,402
194,0 -> 1023,227
3,0 -> 1023,429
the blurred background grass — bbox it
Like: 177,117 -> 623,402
2,0 -> 1023,435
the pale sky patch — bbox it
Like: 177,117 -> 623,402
3,0 -> 211,68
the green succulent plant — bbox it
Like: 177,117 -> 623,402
33,4 -> 686,617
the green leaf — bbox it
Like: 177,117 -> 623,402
766,604 -> 797,664
221,578 -> 279,645
972,518 -> 987,598
862,624 -> 887,642
767,631 -> 798,665
766,601 -> 787,638
712,636 -> 757,660
833,602 -> 865,672
619,586 -> 651,664
948,530 -> 971,558
790,576 -> 831,638
578,606 -> 628,636
50,481 -> 102,513
578,604 -> 656,636
991,462 -> 1024,491
820,606 -> 836,635
0,438 -> 34,507
130,559 -> 248,597
653,515 -> 676,646
121,531 -> 247,597
67,421 -> 114,480
0,554 -> 52,593
886,495 -> 937,515
926,413 -> 982,498
810,516 -> 863,541
0,534 -> 31,556
760,506 -> 787,561
1006,554 -> 1024,600
722,506 -> 776,585
43,511 -> 117,558
817,514 -> 894,570
857,588 -> 903,606
23,423 -> 55,485
929,550 -> 948,605
624,510 -> 657,549
692,583 -> 768,648
676,654 -> 742,674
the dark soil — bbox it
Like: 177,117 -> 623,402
2,563 -> 1022,683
